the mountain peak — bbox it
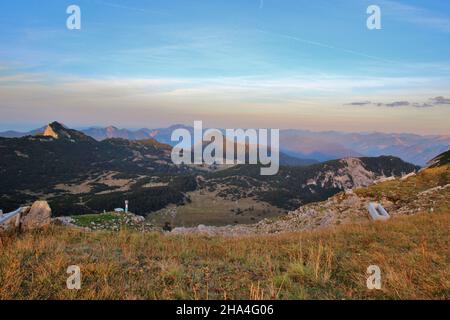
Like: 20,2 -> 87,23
49,121 -> 65,127
43,122 -> 69,139
41,121 -> 93,142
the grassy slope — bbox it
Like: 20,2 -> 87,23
1,211 -> 448,300
356,165 -> 450,205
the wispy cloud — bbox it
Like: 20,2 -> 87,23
93,0 -> 169,16
1,72 -> 449,134
345,97 -> 450,108
345,101 -> 372,106
256,29 -> 398,64
430,96 -> 450,105
380,0 -> 450,33
0,70 -> 447,95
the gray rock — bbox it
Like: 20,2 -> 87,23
20,201 -> 52,231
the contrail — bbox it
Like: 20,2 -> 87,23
260,0 -> 264,9
96,0 -> 145,12
256,29 -> 398,64
94,0 -> 169,16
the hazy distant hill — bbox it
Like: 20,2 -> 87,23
82,126 -> 156,141
279,129 -> 450,166
2,124 -> 448,165
0,126 -> 46,138
78,124 -> 193,144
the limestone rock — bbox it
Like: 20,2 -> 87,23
128,214 -> 145,224
43,125 -> 60,139
20,201 -> 52,231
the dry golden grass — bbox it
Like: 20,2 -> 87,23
356,165 -> 450,205
1,210 -> 448,300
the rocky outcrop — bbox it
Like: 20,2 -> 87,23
308,157 -> 399,191
0,201 -> 52,232
43,125 -> 61,139
0,208 -> 24,231
19,201 -> 52,231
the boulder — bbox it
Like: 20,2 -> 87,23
20,201 -> 52,231
128,213 -> 145,224
0,207 -> 29,232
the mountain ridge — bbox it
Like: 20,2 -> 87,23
1,123 -> 448,165
1,123 -> 419,223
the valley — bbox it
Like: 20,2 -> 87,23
149,189 -> 286,228
0,122 -> 421,228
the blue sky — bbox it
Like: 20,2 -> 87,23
0,0 -> 450,133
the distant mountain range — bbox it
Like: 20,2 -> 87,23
0,122 -> 420,221
0,126 -> 47,138
279,129 -> 450,166
1,124 -> 448,166
0,124 -> 194,146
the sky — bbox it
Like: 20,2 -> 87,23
0,0 -> 450,134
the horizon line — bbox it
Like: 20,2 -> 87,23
0,121 -> 449,137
